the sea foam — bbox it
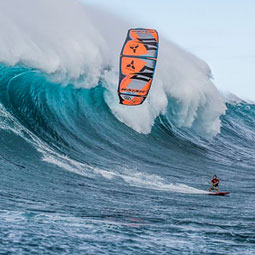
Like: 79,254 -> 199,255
0,0 -> 226,136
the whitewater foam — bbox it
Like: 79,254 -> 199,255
91,166 -> 208,194
41,149 -> 207,194
118,171 -> 208,194
0,0 -> 104,86
0,0 -> 226,136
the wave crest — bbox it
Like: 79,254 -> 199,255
0,0 -> 226,136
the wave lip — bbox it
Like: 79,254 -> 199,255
0,0 -> 226,137
0,0 -> 105,86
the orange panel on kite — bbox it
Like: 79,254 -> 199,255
122,41 -> 149,57
121,57 -> 147,75
118,28 -> 159,106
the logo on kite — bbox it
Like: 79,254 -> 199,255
117,28 -> 159,106
130,44 -> 139,53
126,60 -> 135,70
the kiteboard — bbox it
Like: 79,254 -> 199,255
118,28 -> 159,106
208,192 -> 229,196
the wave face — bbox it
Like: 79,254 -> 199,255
0,1 -> 254,254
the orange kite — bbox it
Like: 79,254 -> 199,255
118,28 -> 159,106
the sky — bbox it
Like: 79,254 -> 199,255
81,0 -> 255,101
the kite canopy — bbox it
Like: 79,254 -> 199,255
118,28 -> 159,106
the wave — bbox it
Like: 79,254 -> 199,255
0,0 -> 254,195
1,2 -> 255,254
0,63 -> 254,184
0,0 -> 226,136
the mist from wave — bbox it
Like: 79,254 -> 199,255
1,1 -> 255,255
0,0 -> 226,137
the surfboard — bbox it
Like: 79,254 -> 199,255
208,192 -> 229,196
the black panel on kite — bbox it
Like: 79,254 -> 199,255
118,28 -> 159,106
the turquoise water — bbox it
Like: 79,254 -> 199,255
0,65 -> 254,254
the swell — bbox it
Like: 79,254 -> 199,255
0,64 -> 254,172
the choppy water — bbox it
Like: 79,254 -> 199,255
1,0 -> 255,253
0,64 -> 254,254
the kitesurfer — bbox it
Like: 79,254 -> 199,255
209,175 -> 220,192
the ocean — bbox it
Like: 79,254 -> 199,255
0,0 -> 255,254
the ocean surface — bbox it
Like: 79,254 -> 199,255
0,0 -> 255,254
0,64 -> 254,255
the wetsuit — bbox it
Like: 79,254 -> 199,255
211,178 -> 219,188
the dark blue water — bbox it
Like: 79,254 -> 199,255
0,64 -> 254,254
